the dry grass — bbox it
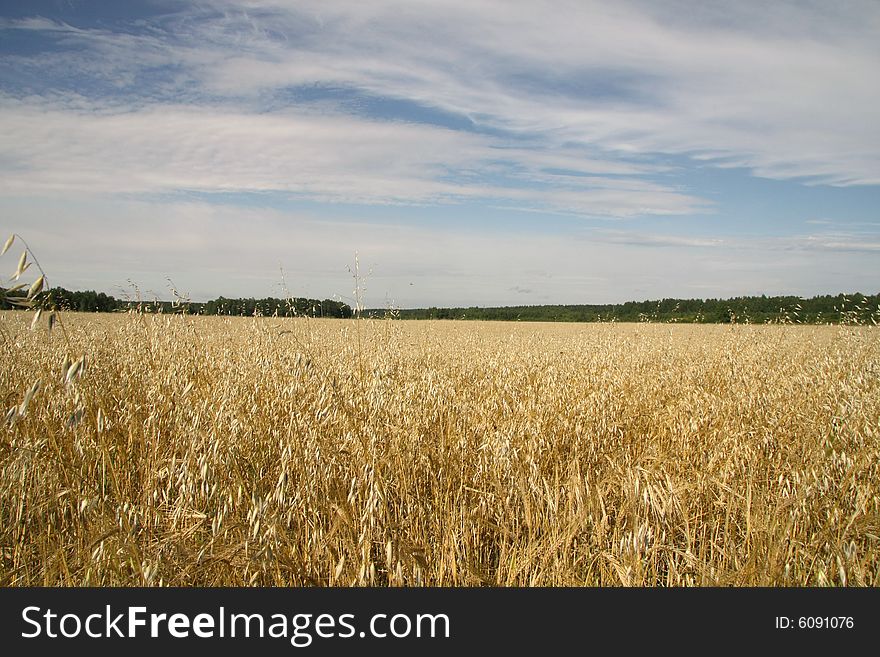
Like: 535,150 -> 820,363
1,310 -> 878,586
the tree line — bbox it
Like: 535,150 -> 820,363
0,287 -> 352,318
367,292 -> 880,325
3,286 -> 877,324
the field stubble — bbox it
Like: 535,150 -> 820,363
1,311 -> 878,586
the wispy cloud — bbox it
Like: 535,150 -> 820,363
795,234 -> 880,253
140,1 -> 880,186
0,95 -> 705,216
588,230 -> 724,248
586,228 -> 880,254
3,0 -> 878,203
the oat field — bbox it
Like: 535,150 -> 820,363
2,311 -> 878,586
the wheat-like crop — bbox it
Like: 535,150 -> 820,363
1,310 -> 878,586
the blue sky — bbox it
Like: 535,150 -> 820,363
1,0 -> 878,307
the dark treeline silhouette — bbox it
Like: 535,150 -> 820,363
200,296 -> 352,318
0,287 -> 352,318
367,292 -> 880,324
4,287 -> 877,324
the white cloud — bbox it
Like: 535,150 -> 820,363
4,0 -> 878,191
589,230 -> 724,248
587,227 -> 880,254
184,0 -> 880,186
0,97 -> 705,216
796,234 -> 880,253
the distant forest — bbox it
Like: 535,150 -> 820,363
0,287 -> 353,318
365,292 -> 880,325
2,287 -> 878,325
